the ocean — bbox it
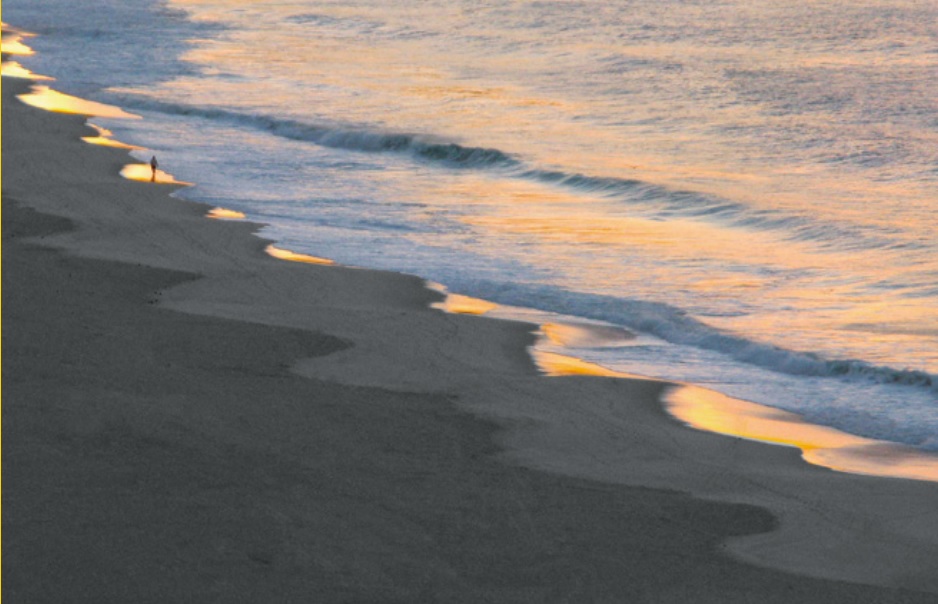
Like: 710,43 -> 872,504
5,0 -> 937,452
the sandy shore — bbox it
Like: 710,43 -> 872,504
4,74 -> 938,602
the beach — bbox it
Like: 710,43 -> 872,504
4,71 -> 938,604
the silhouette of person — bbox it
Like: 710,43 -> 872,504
150,155 -> 158,182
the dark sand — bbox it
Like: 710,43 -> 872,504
4,75 -> 938,602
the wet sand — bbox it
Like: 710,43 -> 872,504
4,75 -> 938,602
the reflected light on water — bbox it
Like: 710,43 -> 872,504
426,281 -> 499,315
535,348 -> 938,483
120,163 -> 192,186
17,85 -> 141,119
432,293 -> 499,315
82,124 -> 144,150
207,207 -> 247,220
541,322 -> 635,348
1,35 -> 34,56
665,385 -> 938,483
534,350 -> 639,379
265,244 -> 334,265
1,60 -> 53,80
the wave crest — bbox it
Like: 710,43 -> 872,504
118,97 -> 519,168
119,95 -> 922,254
472,283 -> 938,392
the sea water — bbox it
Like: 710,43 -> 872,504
6,0 -> 937,450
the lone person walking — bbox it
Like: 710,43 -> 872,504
150,155 -> 158,182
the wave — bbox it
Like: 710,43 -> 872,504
466,281 -> 938,393
517,167 -> 921,252
115,97 -> 520,169
118,96 -> 923,254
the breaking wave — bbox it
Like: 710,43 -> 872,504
116,97 -> 520,168
467,282 -> 938,393
118,95 -> 919,255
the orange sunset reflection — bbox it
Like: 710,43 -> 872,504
541,322 -> 634,348
120,163 -> 192,186
207,207 -> 247,220
432,293 -> 499,315
17,85 -> 140,119
534,348 -> 938,483
534,350 -> 640,379
1,60 -> 53,80
1,35 -> 35,56
265,244 -> 334,265
82,124 -> 144,150
665,385 -> 938,483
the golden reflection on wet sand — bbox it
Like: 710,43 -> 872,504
432,293 -> 499,315
541,322 -> 634,348
1,60 -> 53,80
535,349 -> 938,483
666,385 -> 938,483
534,350 -> 637,379
1,35 -> 35,56
120,163 -> 192,186
265,244 -> 334,265
82,124 -> 144,150
17,85 -> 141,119
207,207 -> 247,220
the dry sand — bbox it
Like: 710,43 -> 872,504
4,74 -> 938,602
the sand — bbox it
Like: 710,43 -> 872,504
4,74 -> 938,602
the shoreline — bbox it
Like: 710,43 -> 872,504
5,68 -> 938,601
8,34 -> 937,482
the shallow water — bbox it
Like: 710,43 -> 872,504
6,0 -> 936,450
